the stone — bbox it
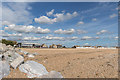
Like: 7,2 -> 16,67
39,71 -> 63,78
0,61 -> 10,79
19,60 -> 48,78
10,55 -> 24,69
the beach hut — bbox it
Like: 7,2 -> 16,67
49,45 -> 52,48
41,44 -> 48,48
52,44 -> 57,48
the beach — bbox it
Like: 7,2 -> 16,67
5,48 -> 118,78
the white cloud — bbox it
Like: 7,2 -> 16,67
34,11 -> 78,24
84,43 -> 89,45
92,18 -> 97,21
114,36 -> 118,40
42,36 -> 78,41
67,36 -> 78,40
81,36 -> 99,40
5,24 -> 50,34
77,29 -> 87,34
115,36 -> 118,39
54,29 -> 75,34
77,21 -> 84,25
81,36 -> 92,40
47,9 -> 54,16
54,11 -> 78,22
42,36 -> 64,40
34,16 -> 56,24
109,14 -> 117,18
0,30 -> 22,37
2,2 -> 33,24
35,27 -> 51,34
96,30 -> 108,35
23,37 -> 40,41
2,21 -> 11,25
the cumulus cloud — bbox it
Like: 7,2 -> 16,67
109,14 -> 117,18
84,43 -> 89,45
81,36 -> 92,40
35,27 -> 51,34
42,36 -> 65,40
0,30 -> 22,37
92,18 -> 97,21
77,21 -> 84,25
114,36 -> 118,40
81,36 -> 99,40
77,29 -> 87,34
42,36 -> 78,41
96,30 -> 108,35
2,21 -> 11,25
115,36 -> 118,39
47,9 -> 54,16
34,10 -> 78,24
67,36 -> 78,40
34,16 -> 56,24
2,2 -> 33,24
4,24 -> 50,34
23,37 -> 40,41
54,29 -> 75,34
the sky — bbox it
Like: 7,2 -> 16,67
1,2 -> 119,47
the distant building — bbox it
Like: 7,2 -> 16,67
52,44 -> 57,48
49,45 -> 52,48
34,44 -> 41,48
49,44 -> 57,48
57,44 -> 62,48
72,45 -> 80,48
41,44 -> 48,48
16,43 -> 41,48
97,46 -> 102,48
20,43 -> 34,48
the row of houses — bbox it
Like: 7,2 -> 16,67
16,43 -> 63,48
15,43 -> 118,49
72,45 -> 118,49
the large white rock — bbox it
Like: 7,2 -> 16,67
10,55 -> 24,69
19,60 -> 48,78
38,71 -> 63,78
0,61 -> 10,79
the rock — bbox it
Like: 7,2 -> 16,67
19,60 -> 48,78
10,55 -> 24,69
39,71 -> 63,78
0,61 -> 10,79
28,54 -> 35,58
0,43 -> 8,52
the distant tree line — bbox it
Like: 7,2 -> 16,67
0,39 -> 17,46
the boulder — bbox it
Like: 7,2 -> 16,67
10,55 -> 24,69
0,61 -> 10,79
19,60 -> 48,78
39,71 -> 63,78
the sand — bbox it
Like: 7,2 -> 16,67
5,48 -> 118,78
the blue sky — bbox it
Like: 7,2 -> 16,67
1,2 -> 118,47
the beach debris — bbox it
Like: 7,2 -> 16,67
0,61 -> 10,79
19,60 -> 48,78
